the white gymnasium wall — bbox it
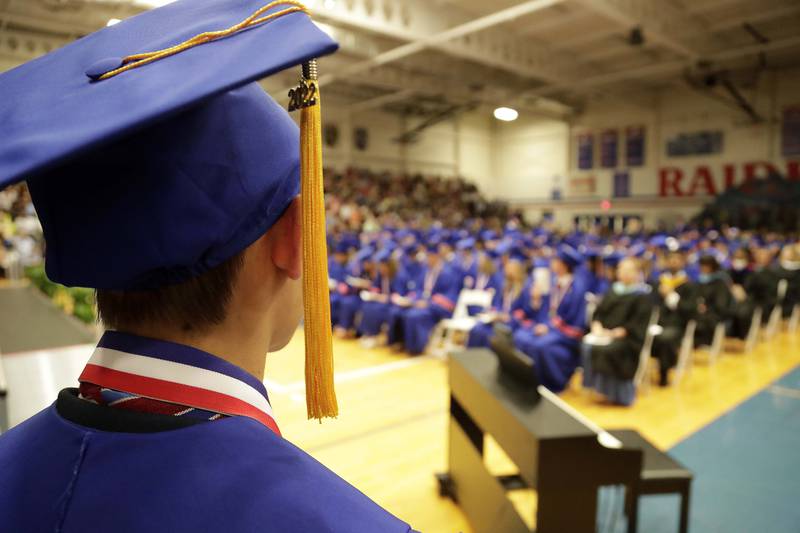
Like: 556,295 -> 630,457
491,117 -> 570,199
320,101 -> 495,189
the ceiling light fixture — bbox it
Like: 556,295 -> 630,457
493,107 -> 519,122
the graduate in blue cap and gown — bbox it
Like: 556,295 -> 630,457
334,246 -> 374,335
0,2 -> 415,532
513,246 -> 588,393
399,244 -> 463,354
328,240 -> 351,327
467,255 -> 527,348
385,243 -> 425,347
357,248 -> 407,346
456,237 -> 479,285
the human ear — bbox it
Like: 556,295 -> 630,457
271,197 -> 302,280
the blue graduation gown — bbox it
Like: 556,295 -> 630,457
328,258 -> 348,326
0,331 -> 413,533
335,261 -> 367,330
401,265 -> 462,354
357,273 -> 405,337
466,278 -> 524,348
386,266 -> 424,346
0,406 -> 413,533
513,276 -> 588,392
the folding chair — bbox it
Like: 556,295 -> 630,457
696,322 -> 726,365
672,320 -> 696,385
428,289 -> 493,357
789,304 -> 800,335
744,306 -> 763,354
763,280 -> 787,341
585,293 -> 599,324
633,309 -> 661,392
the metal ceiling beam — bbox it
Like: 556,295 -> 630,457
570,0 -> 711,59
347,88 -> 417,112
707,3 -> 800,33
524,33 -> 800,98
684,0 -> 747,15
0,0 -> 140,37
313,0 -> 578,85
517,7 -> 586,36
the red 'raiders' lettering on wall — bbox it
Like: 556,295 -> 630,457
659,161 -> 799,197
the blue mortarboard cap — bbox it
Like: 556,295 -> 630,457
354,246 -> 375,263
603,251 -> 623,267
456,238 -> 476,251
333,241 -> 350,255
494,241 -> 512,256
557,245 -> 583,268
533,258 -> 549,269
509,247 -> 528,263
0,0 -> 337,289
480,230 -> 498,242
628,243 -> 647,258
374,249 -> 392,263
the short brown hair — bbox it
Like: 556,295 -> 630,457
96,252 -> 245,333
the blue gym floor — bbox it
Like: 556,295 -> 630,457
633,365 -> 800,533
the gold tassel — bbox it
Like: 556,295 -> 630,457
299,60 -> 338,420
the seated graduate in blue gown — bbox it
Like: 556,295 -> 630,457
334,246 -> 375,336
399,243 -> 464,354
456,237 -> 479,285
328,241 -> 351,328
581,257 -> 654,406
513,246 -> 589,393
385,244 -> 425,347
357,249 -> 406,347
467,255 -> 527,348
0,3 -> 415,532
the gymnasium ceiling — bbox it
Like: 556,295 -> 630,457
1,0 -> 799,120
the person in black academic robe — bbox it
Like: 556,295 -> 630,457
729,247 -> 778,339
582,257 -> 653,405
693,255 -> 734,346
775,244 -> 800,318
651,250 -> 697,386
727,247 -> 753,287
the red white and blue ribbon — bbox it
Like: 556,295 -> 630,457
79,331 -> 280,436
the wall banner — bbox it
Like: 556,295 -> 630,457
783,106 -> 800,157
613,170 -> 630,198
600,129 -> 618,168
666,130 -> 723,157
625,126 -> 645,167
577,132 -> 594,170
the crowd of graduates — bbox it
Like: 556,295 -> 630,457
326,170 -> 800,406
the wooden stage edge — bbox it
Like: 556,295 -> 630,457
267,328 -> 798,533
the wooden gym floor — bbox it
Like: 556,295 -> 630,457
266,328 -> 800,533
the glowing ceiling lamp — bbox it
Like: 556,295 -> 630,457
493,107 -> 519,122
